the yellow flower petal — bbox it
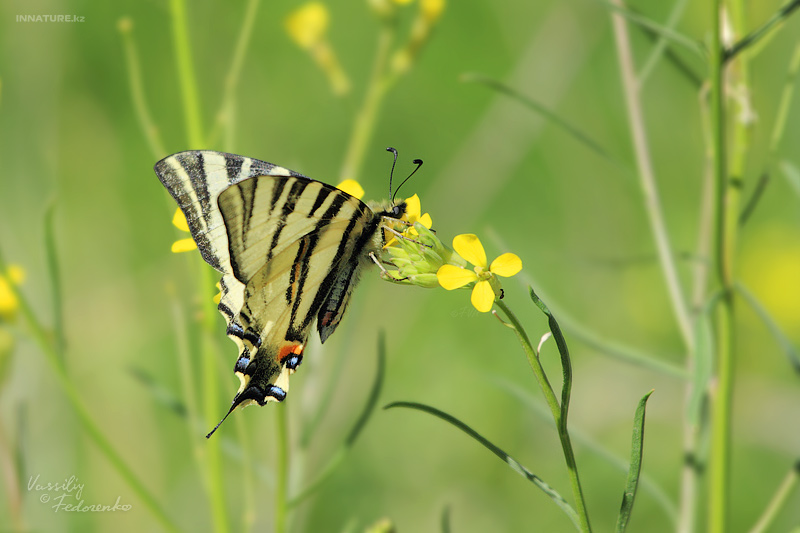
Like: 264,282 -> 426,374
0,280 -> 18,315
171,238 -> 198,253
336,179 -> 365,199
392,0 -> 414,4
418,212 -> 432,229
452,234 -> 487,268
285,2 -> 329,49
437,264 -> 477,290
471,280 -> 494,313
421,0 -> 445,22
405,194 -> 421,220
490,253 -> 522,277
6,265 -> 25,285
172,208 -> 190,232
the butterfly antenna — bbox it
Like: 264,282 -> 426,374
206,403 -> 237,439
386,147 -> 399,199
392,159 -> 423,203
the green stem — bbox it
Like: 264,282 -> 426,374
495,299 -> 591,533
0,247 -> 181,533
610,0 -> 694,349
118,18 -> 166,159
748,460 -> 800,533
708,0 -> 734,531
725,0 -> 800,62
274,405 -> 290,533
339,23 -> 396,181
169,0 -> 204,147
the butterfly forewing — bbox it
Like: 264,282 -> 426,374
154,150 -> 397,428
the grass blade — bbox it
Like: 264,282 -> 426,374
615,390 -> 654,532
288,332 -> 387,507
462,73 -> 616,163
725,0 -> 800,62
780,160 -> 800,198
44,201 -> 65,367
385,401 -> 581,530
735,283 -> 800,374
598,0 -> 705,58
748,460 -> 800,533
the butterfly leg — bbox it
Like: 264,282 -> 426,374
383,226 -> 433,248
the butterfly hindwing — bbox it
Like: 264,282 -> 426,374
154,150 -> 401,432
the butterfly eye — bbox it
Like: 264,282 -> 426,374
266,385 -> 287,402
284,354 -> 303,371
391,204 -> 405,218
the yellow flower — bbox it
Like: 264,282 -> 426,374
285,2 -> 350,95
403,193 -> 432,233
421,0 -> 445,22
171,208 -> 197,253
285,2 -> 329,50
0,265 -> 25,321
437,234 -> 522,313
336,179 -> 365,199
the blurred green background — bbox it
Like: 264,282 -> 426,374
1,0 -> 799,531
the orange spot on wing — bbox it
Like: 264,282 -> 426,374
277,343 -> 305,363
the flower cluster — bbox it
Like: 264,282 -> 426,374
378,193 -> 522,313
284,2 -> 350,95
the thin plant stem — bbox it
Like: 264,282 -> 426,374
637,0 -> 690,85
169,0 -> 204,147
0,246 -> 181,533
207,0 -> 262,147
708,0 -> 735,530
495,299 -> 591,533
725,0 -> 800,62
0,418 -> 25,532
274,404 -> 290,533
748,460 -> 800,533
339,24 -> 396,181
118,18 -> 166,159
610,0 -> 694,349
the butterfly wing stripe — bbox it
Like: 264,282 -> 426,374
218,178 -> 356,284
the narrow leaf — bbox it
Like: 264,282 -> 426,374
529,287 -> 572,422
129,366 -> 188,417
736,283 -> 800,374
780,160 -> 800,198
598,0 -> 705,58
385,401 -> 581,530
615,390 -> 654,532
725,0 -> 800,62
44,201 -> 65,367
288,332 -> 386,507
462,73 -> 617,163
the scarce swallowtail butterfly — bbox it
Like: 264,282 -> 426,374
155,150 -> 412,437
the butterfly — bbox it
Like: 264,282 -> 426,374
154,150 -> 412,437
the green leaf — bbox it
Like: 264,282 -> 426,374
288,332 -> 387,507
529,287 -> 572,421
780,160 -> 800,198
736,283 -> 800,374
598,0 -> 705,58
462,73 -> 617,164
44,201 -> 65,368
129,366 -> 188,418
384,401 -> 581,530
615,390 -> 654,532
440,505 -> 451,533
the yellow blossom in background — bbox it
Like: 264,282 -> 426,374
285,2 -> 351,95
171,208 -> 197,253
437,234 -> 521,312
420,0 -> 445,22
285,2 -> 329,49
336,179 -> 365,199
391,0 -> 446,75
0,265 -> 26,321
